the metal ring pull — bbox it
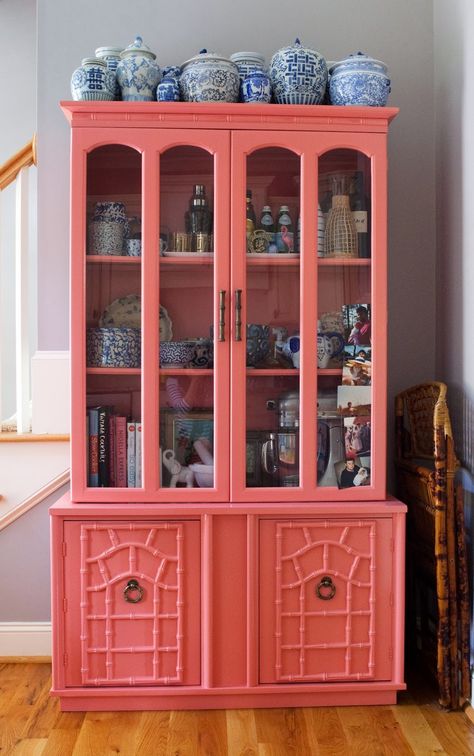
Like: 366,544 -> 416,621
218,290 -> 226,342
316,575 -> 336,600
123,578 -> 144,603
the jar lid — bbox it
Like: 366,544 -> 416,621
329,51 -> 388,75
120,36 -> 156,59
181,49 -> 237,71
262,205 -> 272,212
81,57 -> 107,67
279,205 -> 290,212
272,38 -> 325,62
95,46 -> 123,58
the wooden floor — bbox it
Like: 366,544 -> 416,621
1,663 -> 474,755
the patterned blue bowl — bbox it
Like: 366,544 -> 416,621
87,327 -> 141,368
246,324 -> 271,367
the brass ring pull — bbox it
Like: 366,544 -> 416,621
316,575 -> 336,600
123,578 -> 144,603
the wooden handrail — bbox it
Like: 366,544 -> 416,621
0,135 -> 37,191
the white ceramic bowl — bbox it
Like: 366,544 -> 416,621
189,463 -> 214,487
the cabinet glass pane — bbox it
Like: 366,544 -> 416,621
317,150 -> 372,490
158,147 -> 215,490
245,148 -> 301,488
85,145 -> 142,489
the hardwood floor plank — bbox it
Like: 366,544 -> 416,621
40,729 -> 81,756
195,710 -> 227,756
10,737 -> 47,755
71,711 -> 143,756
390,702 -> 447,755
166,710 -> 199,755
337,706 -> 388,755
226,709 -> 259,756
254,707 -> 313,755
132,711 -> 170,755
303,708 -> 349,755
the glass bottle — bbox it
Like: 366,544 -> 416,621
188,184 -> 212,233
350,171 -> 370,258
276,205 -> 294,253
259,205 -> 274,232
246,189 -> 257,236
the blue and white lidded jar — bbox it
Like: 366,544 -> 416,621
70,58 -> 115,101
162,65 -> 182,80
116,36 -> 161,101
157,75 -> 180,101
329,52 -> 391,106
95,46 -> 123,99
241,70 -> 271,103
269,38 -> 327,105
179,50 -> 239,103
230,52 -> 266,82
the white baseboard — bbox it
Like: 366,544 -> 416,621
0,622 -> 51,656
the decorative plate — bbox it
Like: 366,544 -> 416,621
99,294 -> 173,341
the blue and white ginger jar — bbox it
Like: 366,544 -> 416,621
162,65 -> 181,80
157,75 -> 180,101
329,52 -> 391,106
71,58 -> 115,101
95,46 -> 123,99
241,70 -> 271,103
230,52 -> 266,82
269,39 -> 327,105
180,50 -> 239,103
116,36 -> 161,101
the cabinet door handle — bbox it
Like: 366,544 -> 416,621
123,578 -> 144,603
234,289 -> 242,342
316,575 -> 336,600
218,290 -> 226,342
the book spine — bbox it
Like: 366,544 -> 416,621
127,422 -> 136,488
108,414 -> 116,487
115,417 -> 127,488
98,407 -> 109,487
88,408 -> 99,487
135,422 -> 142,488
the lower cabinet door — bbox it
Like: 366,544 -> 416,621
259,518 -> 393,683
63,520 -> 200,687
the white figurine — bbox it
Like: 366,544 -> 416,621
162,449 -> 194,488
353,467 -> 368,486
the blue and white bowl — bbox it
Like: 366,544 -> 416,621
230,52 -> 266,82
329,52 -> 391,106
269,39 -> 327,105
71,58 -> 115,101
160,340 -> 196,367
116,36 -> 161,101
241,70 -> 272,103
87,327 -> 141,368
92,201 -> 127,223
179,49 -> 239,103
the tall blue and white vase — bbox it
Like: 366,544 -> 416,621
116,36 -> 161,101
241,70 -> 272,103
95,46 -> 123,99
269,38 -> 327,105
71,58 -> 115,101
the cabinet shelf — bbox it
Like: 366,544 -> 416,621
159,368 -> 213,376
86,367 -> 141,375
160,255 -> 214,266
86,255 -> 141,264
317,258 -> 371,267
246,368 -> 343,376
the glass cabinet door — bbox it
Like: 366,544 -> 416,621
231,132 -> 386,502
78,143 -> 143,495
316,143 -> 386,499
156,134 -> 230,501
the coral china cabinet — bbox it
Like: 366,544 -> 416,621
51,101 -> 406,711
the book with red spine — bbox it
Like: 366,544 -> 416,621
115,416 -> 127,488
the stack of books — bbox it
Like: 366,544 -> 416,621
87,407 -> 142,488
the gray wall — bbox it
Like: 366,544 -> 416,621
1,0 -> 437,623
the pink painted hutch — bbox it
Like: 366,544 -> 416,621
50,102 -> 406,711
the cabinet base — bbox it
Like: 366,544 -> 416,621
52,682 -> 406,712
